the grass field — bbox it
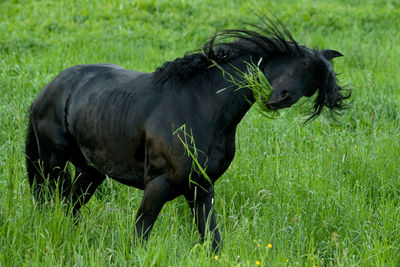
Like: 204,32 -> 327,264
1,0 -> 400,266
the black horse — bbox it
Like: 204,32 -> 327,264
26,19 -> 350,252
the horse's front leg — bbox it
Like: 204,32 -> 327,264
185,185 -> 222,253
135,174 -> 172,240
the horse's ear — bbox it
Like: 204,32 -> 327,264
321,50 -> 343,60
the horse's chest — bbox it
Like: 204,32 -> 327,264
206,134 -> 235,180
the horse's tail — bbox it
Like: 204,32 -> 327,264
25,110 -> 44,200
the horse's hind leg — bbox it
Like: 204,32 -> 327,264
69,165 -> 106,216
27,116 -> 105,214
26,114 -> 93,210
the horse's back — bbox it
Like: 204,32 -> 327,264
31,63 -> 146,118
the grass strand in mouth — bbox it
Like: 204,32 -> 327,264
216,58 -> 280,119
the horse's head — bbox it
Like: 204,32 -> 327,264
263,47 -> 350,119
202,16 -> 351,119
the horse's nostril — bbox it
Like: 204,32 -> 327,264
281,90 -> 289,99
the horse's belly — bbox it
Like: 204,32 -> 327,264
80,146 -> 145,189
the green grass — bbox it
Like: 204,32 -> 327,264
1,0 -> 400,266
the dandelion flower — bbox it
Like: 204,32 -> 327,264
256,260 -> 261,266
267,243 -> 273,249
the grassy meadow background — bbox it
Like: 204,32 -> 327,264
1,0 -> 400,266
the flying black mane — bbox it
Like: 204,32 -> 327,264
154,18 -> 301,85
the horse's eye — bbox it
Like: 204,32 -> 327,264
302,58 -> 313,67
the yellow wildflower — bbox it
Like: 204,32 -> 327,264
267,243 -> 273,249
214,255 -> 219,261
256,260 -> 261,266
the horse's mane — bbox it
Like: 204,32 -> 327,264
154,17 -> 302,85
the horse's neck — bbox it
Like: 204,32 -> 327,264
207,58 -> 256,131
